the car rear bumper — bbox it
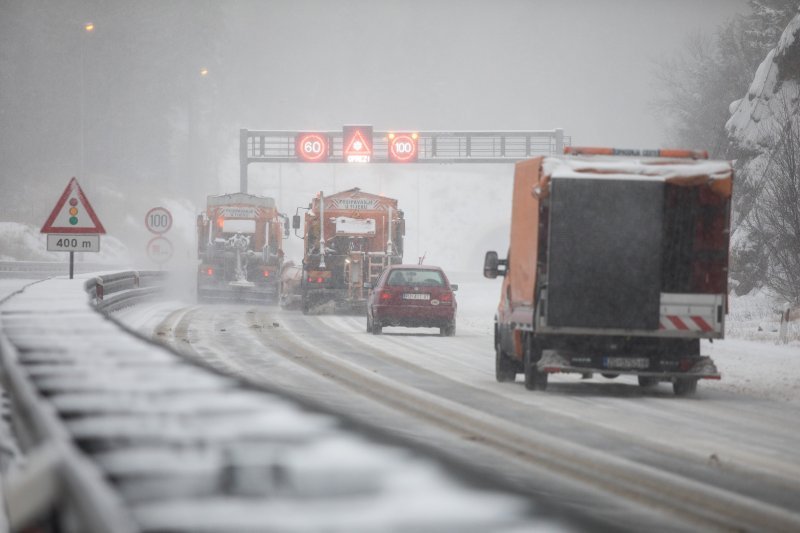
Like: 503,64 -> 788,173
373,304 -> 455,327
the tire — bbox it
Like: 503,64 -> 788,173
673,378 -> 698,396
638,376 -> 659,388
495,339 -> 516,383
371,319 -> 382,335
441,320 -> 456,337
601,373 -> 620,379
523,335 -> 547,391
366,313 -> 372,333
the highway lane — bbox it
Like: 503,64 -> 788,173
146,295 -> 800,532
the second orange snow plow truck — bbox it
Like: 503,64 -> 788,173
484,148 -> 732,396
293,188 -> 404,314
197,192 -> 286,303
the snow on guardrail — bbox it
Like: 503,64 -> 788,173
0,272 -> 547,532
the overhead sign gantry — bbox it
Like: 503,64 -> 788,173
239,126 -> 569,193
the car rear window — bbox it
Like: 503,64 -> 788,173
387,269 -> 445,286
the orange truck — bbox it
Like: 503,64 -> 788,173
197,192 -> 287,303
484,148 -> 733,396
292,188 -> 404,313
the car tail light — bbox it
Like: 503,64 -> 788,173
380,291 -> 392,301
263,270 -> 270,277
440,291 -> 453,303
205,267 -> 214,276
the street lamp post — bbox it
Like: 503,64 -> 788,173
80,22 -> 94,178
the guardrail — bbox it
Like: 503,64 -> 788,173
0,261 -> 126,278
84,271 -> 169,312
0,270 -> 167,531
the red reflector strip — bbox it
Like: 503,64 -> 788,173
691,316 -> 714,332
668,316 -> 688,330
660,316 -> 716,332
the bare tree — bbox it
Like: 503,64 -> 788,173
745,89 -> 800,304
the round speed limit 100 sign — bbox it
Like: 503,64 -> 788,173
295,133 -> 330,162
388,133 -> 418,163
145,207 -> 173,235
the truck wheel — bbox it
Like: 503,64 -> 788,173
523,337 -> 547,391
673,378 -> 698,396
495,341 -> 516,383
638,376 -> 659,387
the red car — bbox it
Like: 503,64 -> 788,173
366,264 -> 458,336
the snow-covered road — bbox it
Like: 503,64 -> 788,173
126,273 -> 800,532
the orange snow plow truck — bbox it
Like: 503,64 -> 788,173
292,188 -> 404,314
196,192 -> 286,303
484,148 -> 732,396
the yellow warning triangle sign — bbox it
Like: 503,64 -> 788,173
41,177 -> 106,234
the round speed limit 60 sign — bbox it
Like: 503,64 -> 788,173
296,133 -> 330,162
145,207 -> 173,235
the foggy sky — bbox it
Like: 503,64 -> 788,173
222,0 -> 749,148
0,0 -> 751,269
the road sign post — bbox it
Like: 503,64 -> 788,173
40,177 -> 105,279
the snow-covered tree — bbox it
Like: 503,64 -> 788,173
727,12 -> 800,301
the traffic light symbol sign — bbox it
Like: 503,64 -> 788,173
40,177 -> 106,234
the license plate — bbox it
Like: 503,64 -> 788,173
402,293 -> 430,300
604,357 -> 649,369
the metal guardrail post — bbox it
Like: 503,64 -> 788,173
240,128 -> 249,194
555,128 -> 564,154
778,303 -> 790,344
96,277 -> 104,301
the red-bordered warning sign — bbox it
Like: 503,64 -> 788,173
41,177 -> 106,234
343,125 -> 373,163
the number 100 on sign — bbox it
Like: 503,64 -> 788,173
47,234 -> 100,252
296,133 -> 329,162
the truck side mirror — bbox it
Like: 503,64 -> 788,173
292,215 -> 301,230
484,251 -> 507,278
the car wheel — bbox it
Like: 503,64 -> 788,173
523,335 -> 547,391
440,320 -> 456,337
495,341 -> 516,383
601,373 -> 620,379
673,378 -> 698,396
372,320 -> 382,335
366,312 -> 372,333
638,376 -> 659,387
